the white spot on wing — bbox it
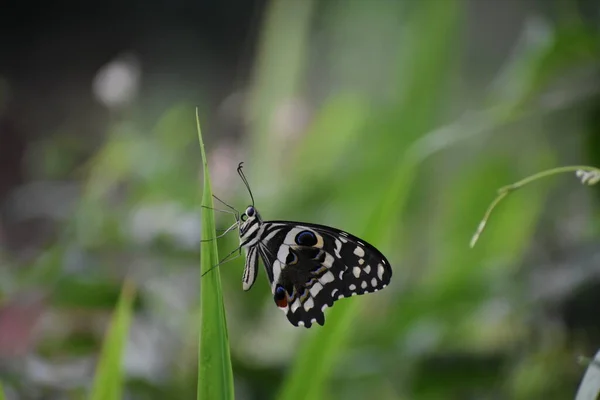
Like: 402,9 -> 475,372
371,278 -> 377,287
353,267 -> 361,278
349,284 -> 356,291
361,281 -> 367,289
339,237 -> 348,243
353,246 -> 365,257
323,253 -> 335,268
310,318 -> 317,324
320,271 -> 335,284
298,321 -> 305,327
359,259 -> 364,265
331,288 -> 339,297
338,294 -> 345,299
310,282 -> 323,297
303,297 -> 315,311
364,264 -> 371,274
378,264 -> 385,280
321,304 -> 328,312
291,298 -> 301,313
334,239 -> 342,258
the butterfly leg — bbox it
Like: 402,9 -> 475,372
212,194 -> 240,218
200,245 -> 243,277
200,221 -> 239,242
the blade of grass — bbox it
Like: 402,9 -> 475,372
196,109 -> 234,400
89,279 -> 136,400
470,165 -> 600,248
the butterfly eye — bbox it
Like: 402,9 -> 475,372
295,230 -> 317,246
241,214 -> 248,222
274,285 -> 288,308
246,206 -> 255,217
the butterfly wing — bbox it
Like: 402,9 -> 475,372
257,221 -> 392,328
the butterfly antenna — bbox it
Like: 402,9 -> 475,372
201,205 -> 237,217
237,162 -> 255,206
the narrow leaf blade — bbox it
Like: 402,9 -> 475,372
89,279 -> 136,400
196,110 -> 235,400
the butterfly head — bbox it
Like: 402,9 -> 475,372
239,205 -> 263,243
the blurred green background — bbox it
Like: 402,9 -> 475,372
2,0 -> 600,399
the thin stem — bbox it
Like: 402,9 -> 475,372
470,165 -> 600,248
469,191 -> 508,248
496,165 -> 599,194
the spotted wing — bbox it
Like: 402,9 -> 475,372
257,221 -> 392,328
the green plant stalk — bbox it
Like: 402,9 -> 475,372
89,279 -> 136,400
470,165 -> 600,248
196,109 -> 234,400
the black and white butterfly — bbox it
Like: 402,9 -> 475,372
208,163 -> 392,328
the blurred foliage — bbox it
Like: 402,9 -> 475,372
1,0 -> 600,399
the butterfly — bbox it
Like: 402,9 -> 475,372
206,163 -> 392,328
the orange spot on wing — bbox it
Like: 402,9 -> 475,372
275,297 -> 288,308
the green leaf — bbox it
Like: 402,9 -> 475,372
196,110 -> 235,400
89,279 -> 136,400
0,381 -> 5,400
